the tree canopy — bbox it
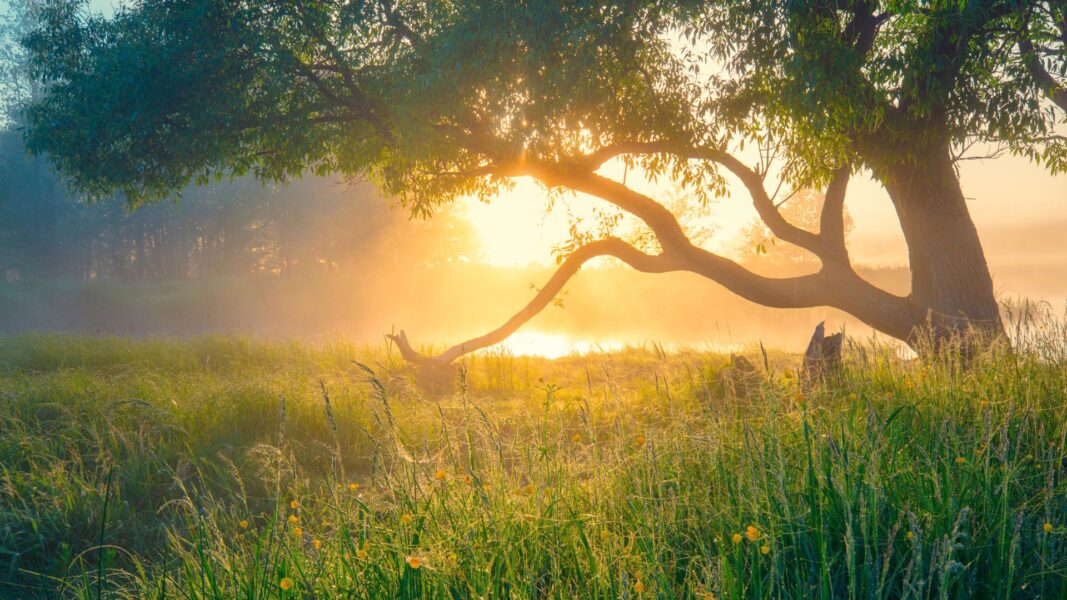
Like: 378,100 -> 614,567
22,1 -> 1065,205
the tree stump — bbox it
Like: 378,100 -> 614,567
719,353 -> 762,399
387,330 -> 459,395
803,321 -> 843,385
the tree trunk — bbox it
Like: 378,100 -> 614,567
882,145 -> 1004,350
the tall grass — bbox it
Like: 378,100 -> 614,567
1,331 -> 1066,598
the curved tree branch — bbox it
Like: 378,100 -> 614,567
388,238 -> 683,365
565,140 -> 823,256
528,154 -> 918,340
391,139 -> 918,367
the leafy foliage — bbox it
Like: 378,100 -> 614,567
20,1 -> 1065,211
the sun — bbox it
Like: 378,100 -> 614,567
460,164 -> 755,268
460,177 -> 581,267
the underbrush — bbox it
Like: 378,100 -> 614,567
1,334 -> 1066,598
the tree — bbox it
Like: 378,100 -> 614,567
738,188 -> 855,270
19,0 -> 1067,364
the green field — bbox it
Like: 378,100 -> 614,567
1,334 -> 1067,598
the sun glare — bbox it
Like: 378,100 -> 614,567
461,178 -> 580,267
461,165 -> 759,268
494,331 -> 624,358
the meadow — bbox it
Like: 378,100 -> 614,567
1,322 -> 1067,598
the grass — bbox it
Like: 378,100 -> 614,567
1,331 -> 1066,598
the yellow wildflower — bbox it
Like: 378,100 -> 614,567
600,529 -> 611,542
239,519 -> 249,529
760,544 -> 770,555
348,482 -> 360,491
400,513 -> 414,525
356,542 -> 368,560
463,475 -> 473,485
290,500 -> 299,510
634,434 -> 647,447
572,433 -> 583,443
906,531 -> 914,541
633,581 -> 645,593
288,514 -> 299,524
406,555 -> 423,569
434,469 -> 448,481
955,456 -> 967,465
745,525 -> 761,541
312,539 -> 322,550
279,577 -> 294,591
731,533 -> 743,544
291,527 -> 303,538
1044,522 -> 1054,533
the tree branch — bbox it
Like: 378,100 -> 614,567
563,140 -> 823,256
521,164 -> 842,311
388,238 -> 682,365
1019,34 -> 1067,112
819,164 -> 851,263
393,150 -> 919,367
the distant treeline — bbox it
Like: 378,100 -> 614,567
0,127 -> 473,283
